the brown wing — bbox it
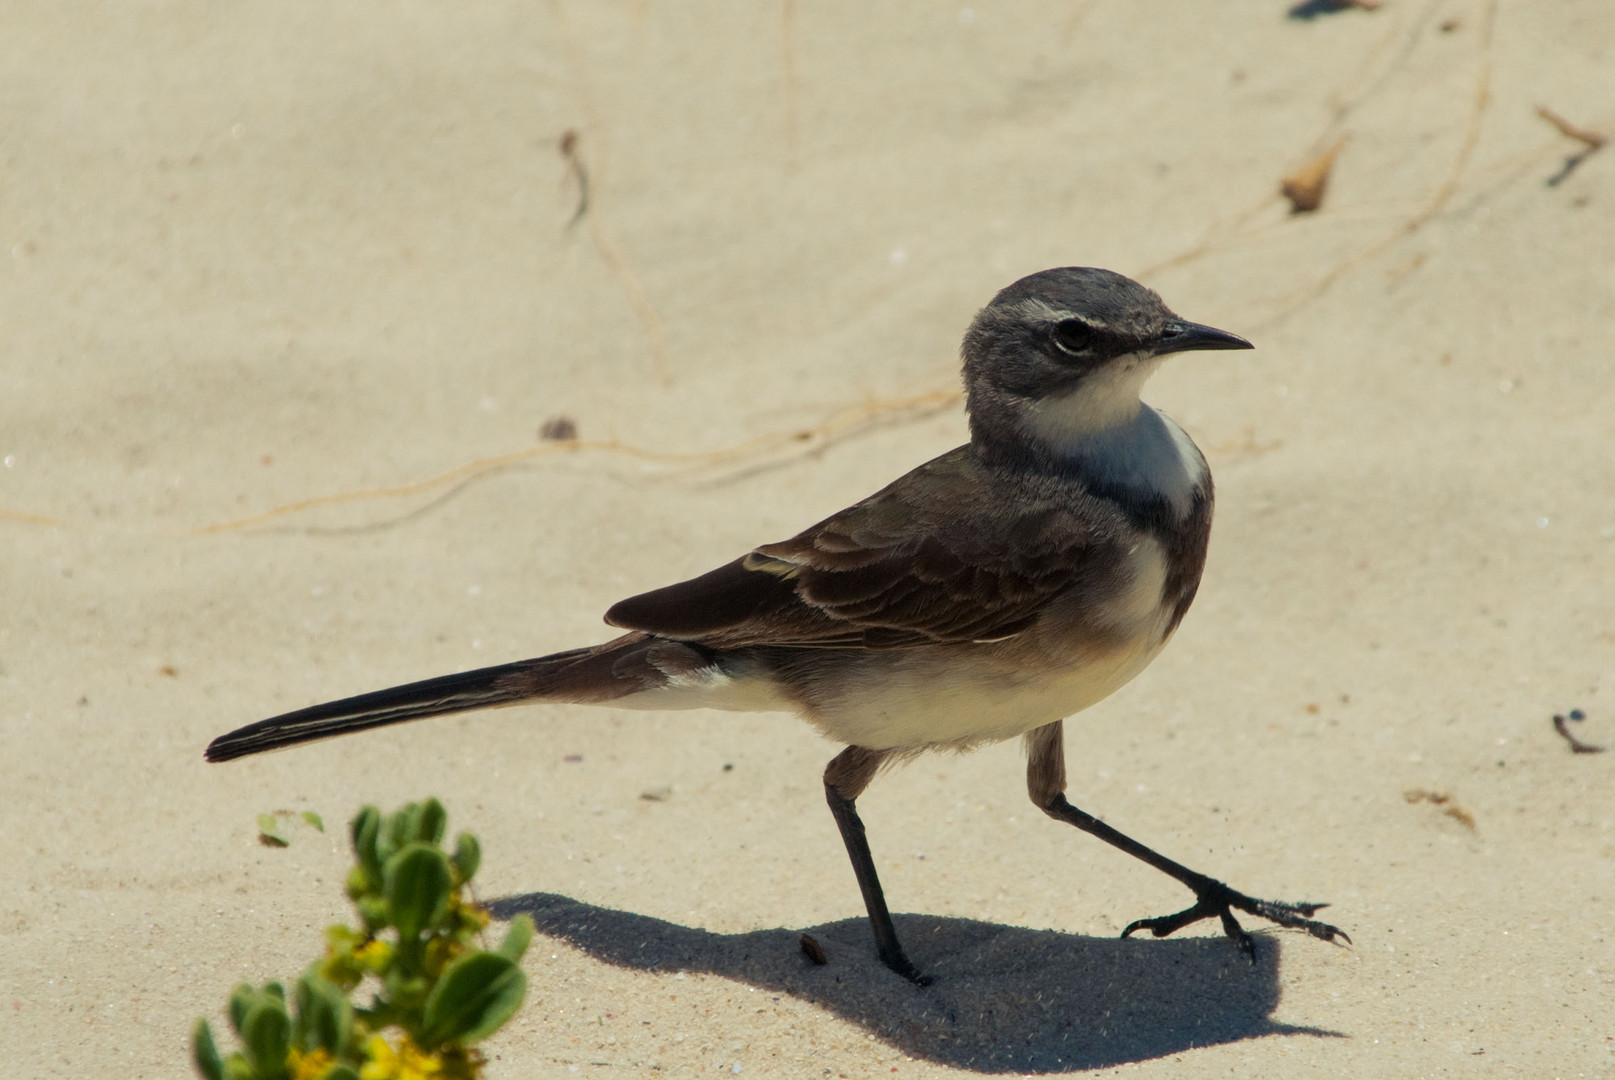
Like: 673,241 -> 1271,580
604,446 -> 1128,650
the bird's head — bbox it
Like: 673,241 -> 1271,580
961,267 -> 1252,467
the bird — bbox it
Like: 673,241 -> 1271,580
207,267 -> 1348,983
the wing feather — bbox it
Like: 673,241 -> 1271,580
604,447 -> 1128,649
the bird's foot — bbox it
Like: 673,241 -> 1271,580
880,948 -> 933,987
1121,879 -> 1350,959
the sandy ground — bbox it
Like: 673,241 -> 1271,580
4,2 -> 1613,1077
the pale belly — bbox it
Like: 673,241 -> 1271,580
798,625 -> 1173,751
615,535 -> 1185,753
611,628 -> 1171,750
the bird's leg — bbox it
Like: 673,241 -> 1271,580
1025,721 -> 1349,957
823,745 -> 929,984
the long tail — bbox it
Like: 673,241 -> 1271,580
206,633 -> 671,762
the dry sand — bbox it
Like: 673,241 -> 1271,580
4,2 -> 1613,1076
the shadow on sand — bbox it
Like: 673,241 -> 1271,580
487,891 -> 1340,1073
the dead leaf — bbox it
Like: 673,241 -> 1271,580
1282,137 -> 1347,213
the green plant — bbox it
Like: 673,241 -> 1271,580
194,799 -> 534,1080
257,809 -> 326,847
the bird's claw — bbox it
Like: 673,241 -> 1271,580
879,949 -> 934,987
1121,880 -> 1350,957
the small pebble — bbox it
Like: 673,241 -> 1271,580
540,415 -> 579,441
800,933 -> 828,965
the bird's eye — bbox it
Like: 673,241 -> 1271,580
1051,319 -> 1094,356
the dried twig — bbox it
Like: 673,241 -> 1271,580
779,0 -> 799,167
1403,789 -> 1476,831
1257,0 -> 1499,327
1535,106 -> 1606,149
1,507 -> 61,527
558,128 -> 590,228
1553,710 -> 1605,755
1287,0 -> 1383,20
548,0 -> 674,385
1536,105 -> 1606,188
194,389 -> 961,536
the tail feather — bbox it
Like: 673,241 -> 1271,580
206,634 -> 663,762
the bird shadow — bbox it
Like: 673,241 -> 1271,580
487,891 -> 1342,1073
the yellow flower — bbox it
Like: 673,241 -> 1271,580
288,1047 -> 336,1080
359,1035 -> 446,1080
458,899 -> 491,931
356,939 -> 394,973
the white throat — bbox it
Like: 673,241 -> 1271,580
1025,352 -> 1162,442
1021,353 -> 1207,514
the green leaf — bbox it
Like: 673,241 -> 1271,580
192,1018 -> 224,1080
357,896 -> 390,932
241,999 -> 292,1079
384,967 -> 431,1014
222,1054 -> 255,1080
294,970 -> 353,1055
384,843 -> 453,942
498,914 -> 534,962
257,813 -> 290,847
415,798 -> 447,844
301,811 -> 325,832
344,866 -> 371,902
351,806 -> 382,890
228,984 -> 256,1034
450,832 -> 481,885
419,951 -> 527,1048
382,803 -> 415,858
318,1067 -> 361,1080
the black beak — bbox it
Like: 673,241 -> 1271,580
1151,318 -> 1254,356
